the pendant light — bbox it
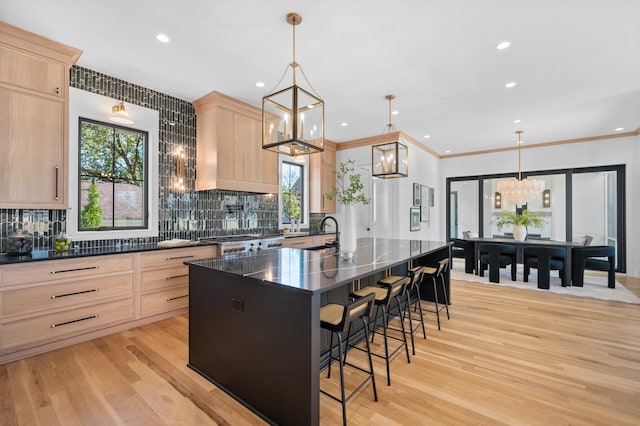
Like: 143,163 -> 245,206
262,12 -> 324,157
496,130 -> 544,206
372,94 -> 408,178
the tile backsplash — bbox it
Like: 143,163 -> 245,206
0,66 -> 282,254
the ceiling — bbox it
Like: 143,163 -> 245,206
2,0 -> 639,155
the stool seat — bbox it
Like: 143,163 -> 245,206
421,258 -> 450,330
353,285 -> 388,302
320,304 -> 348,328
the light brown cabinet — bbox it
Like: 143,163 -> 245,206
0,254 -> 135,355
310,141 -> 336,213
0,244 -> 218,364
283,234 -> 336,249
194,91 -> 278,193
138,245 -> 217,318
0,22 -> 81,209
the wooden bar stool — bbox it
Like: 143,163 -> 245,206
351,276 -> 410,386
403,266 -> 428,355
320,292 -> 378,426
422,258 -> 450,330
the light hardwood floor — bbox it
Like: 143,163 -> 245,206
2,277 -> 639,425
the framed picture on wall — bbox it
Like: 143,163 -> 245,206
413,183 -> 421,206
410,207 -> 421,231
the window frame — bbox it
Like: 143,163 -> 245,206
278,155 -> 309,230
67,87 -> 159,241
77,117 -> 149,231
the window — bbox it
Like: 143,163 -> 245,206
68,87 -> 159,241
78,118 -> 148,230
279,156 -> 309,229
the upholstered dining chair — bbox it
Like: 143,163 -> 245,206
523,246 -> 567,289
451,238 -> 475,274
478,243 -> 517,283
571,245 -> 616,288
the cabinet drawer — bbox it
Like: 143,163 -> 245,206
140,285 -> 189,318
0,45 -> 64,96
1,298 -> 133,350
140,246 -> 216,270
283,237 -> 316,248
1,254 -> 134,287
314,234 -> 336,246
140,266 -> 189,292
1,273 -> 133,318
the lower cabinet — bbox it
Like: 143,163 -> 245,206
0,245 -> 217,364
138,246 -> 216,318
283,234 -> 337,249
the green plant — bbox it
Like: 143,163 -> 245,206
282,190 -> 301,222
325,160 -> 370,206
494,210 -> 544,230
81,180 -> 103,228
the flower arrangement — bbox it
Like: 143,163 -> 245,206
325,160 -> 370,206
494,210 -> 544,230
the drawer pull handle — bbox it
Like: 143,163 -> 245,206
167,255 -> 195,260
55,165 -> 60,200
51,266 -> 99,274
166,274 -> 189,280
51,288 -> 99,299
50,314 -> 98,328
167,294 -> 189,302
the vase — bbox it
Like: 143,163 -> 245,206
513,225 -> 527,241
340,204 -> 357,259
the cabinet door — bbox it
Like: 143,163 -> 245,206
0,45 -> 64,97
216,107 -> 235,181
310,145 -> 336,213
0,87 -> 65,208
234,113 -> 262,183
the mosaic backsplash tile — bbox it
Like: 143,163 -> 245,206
0,66 -> 287,254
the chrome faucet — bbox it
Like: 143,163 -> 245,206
319,216 -> 339,251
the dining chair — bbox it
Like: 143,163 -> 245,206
571,245 -> 615,288
451,238 -> 475,274
523,246 -> 567,289
478,243 -> 517,283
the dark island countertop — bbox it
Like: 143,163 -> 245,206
187,237 -> 449,295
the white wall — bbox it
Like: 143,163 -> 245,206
336,139 -> 440,241
336,134 -> 639,277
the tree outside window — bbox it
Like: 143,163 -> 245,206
79,118 -> 148,231
281,161 -> 303,225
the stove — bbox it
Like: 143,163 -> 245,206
198,234 -> 285,255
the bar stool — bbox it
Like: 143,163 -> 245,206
403,266 -> 427,355
320,292 -> 378,426
351,276 -> 410,386
422,258 -> 450,330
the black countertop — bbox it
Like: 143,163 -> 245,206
0,241 -> 218,266
187,237 -> 450,295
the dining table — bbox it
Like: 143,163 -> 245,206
464,237 -> 584,286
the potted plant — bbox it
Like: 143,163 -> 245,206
325,160 -> 370,258
494,210 -> 544,241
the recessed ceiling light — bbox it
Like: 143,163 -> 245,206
156,34 -> 170,43
256,81 -> 265,88
496,41 -> 511,50
505,82 -> 517,88
341,122 -> 348,127
615,127 -> 624,131
513,119 -> 521,123
445,150 -> 451,154
391,110 -> 399,115
423,135 -> 431,139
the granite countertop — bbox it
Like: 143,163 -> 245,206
0,240 -> 219,266
187,237 -> 449,295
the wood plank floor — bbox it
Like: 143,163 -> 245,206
2,277 -> 639,425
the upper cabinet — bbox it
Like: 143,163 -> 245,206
193,91 -> 278,194
310,141 -> 336,213
0,22 -> 82,209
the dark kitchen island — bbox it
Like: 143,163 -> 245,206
186,237 -> 450,426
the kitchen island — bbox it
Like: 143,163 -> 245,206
187,237 -> 449,425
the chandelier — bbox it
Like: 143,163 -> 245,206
496,130 -> 544,206
262,12 -> 324,157
371,94 -> 408,178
